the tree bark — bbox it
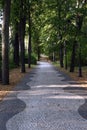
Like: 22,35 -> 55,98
76,16 -> 83,76
18,17 -> 26,73
64,41 -> 67,70
28,3 -> 31,68
70,42 -> 76,72
78,43 -> 82,77
38,44 -> 40,61
18,0 -> 26,73
59,43 -> 64,68
2,0 -> 11,85
13,23 -> 19,67
75,0 -> 86,76
0,36 -> 2,81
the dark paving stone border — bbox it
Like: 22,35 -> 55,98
0,68 -> 37,130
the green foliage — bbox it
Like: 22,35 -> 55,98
31,53 -> 37,65
25,52 -> 37,65
9,60 -> 16,69
1,0 -> 87,72
9,48 -> 16,69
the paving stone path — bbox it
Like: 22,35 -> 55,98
0,61 -> 87,130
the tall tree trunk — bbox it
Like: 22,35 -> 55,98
57,1 -> 64,67
13,23 -> 19,67
0,36 -> 2,81
76,11 -> 84,77
18,0 -> 26,73
78,43 -> 82,77
70,41 -> 76,72
38,44 -> 40,61
64,41 -> 67,70
2,0 -> 11,85
28,3 -> 31,68
59,43 -> 64,68
18,17 -> 26,73
75,0 -> 86,77
76,16 -> 83,76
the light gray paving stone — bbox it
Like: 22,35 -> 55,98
6,62 -> 87,130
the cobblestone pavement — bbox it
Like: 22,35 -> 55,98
1,62 -> 87,130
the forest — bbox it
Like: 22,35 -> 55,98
0,0 -> 87,85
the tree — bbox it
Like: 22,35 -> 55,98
11,0 -> 20,67
2,0 -> 11,85
18,0 -> 26,73
28,0 -> 32,68
13,22 -> 19,67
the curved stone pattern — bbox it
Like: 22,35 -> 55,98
64,86 -> 87,120
0,97 -> 26,130
6,62 -> 87,130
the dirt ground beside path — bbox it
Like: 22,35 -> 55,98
59,67 -> 87,88
0,67 -> 32,101
53,62 -> 87,88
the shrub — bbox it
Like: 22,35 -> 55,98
25,53 -> 37,65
